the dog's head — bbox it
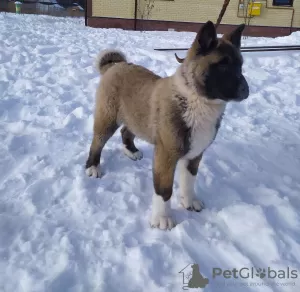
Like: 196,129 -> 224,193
191,264 -> 199,270
181,21 -> 249,103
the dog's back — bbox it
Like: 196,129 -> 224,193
95,50 -> 164,143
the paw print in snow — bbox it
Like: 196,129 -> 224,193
256,268 -> 266,279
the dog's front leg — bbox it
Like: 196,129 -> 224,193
178,154 -> 205,212
150,144 -> 178,230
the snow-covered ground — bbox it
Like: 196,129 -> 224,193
0,13 -> 300,292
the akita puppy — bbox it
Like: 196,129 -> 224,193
85,21 -> 249,230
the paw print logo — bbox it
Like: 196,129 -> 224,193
256,268 -> 266,279
185,271 -> 193,281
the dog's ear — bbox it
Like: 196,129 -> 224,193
197,21 -> 217,54
222,24 -> 245,49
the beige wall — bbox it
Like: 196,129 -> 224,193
92,0 -> 300,28
92,0 -> 135,19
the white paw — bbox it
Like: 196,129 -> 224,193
150,215 -> 176,230
85,166 -> 101,178
123,146 -> 143,161
150,193 -> 176,230
180,197 -> 204,212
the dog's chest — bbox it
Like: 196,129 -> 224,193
183,107 -> 224,160
185,124 -> 216,159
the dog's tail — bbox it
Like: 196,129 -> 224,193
96,49 -> 127,75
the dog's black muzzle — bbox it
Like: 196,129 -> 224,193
236,75 -> 249,101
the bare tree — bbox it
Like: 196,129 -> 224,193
138,0 -> 155,31
215,0 -> 231,28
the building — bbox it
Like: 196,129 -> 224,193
86,0 -> 300,37
0,0 -> 84,17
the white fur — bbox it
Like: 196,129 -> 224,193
178,159 -> 204,211
150,193 -> 176,230
123,145 -> 143,161
183,95 -> 225,160
174,66 -> 226,160
85,166 -> 101,178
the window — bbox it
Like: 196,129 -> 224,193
273,0 -> 293,6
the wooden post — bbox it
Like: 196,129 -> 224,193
85,0 -> 87,26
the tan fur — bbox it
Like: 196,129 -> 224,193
92,44 -> 225,143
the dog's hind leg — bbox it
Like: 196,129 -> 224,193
85,112 -> 118,178
178,154 -> 204,212
121,126 -> 143,161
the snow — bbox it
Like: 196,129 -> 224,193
0,13 -> 300,292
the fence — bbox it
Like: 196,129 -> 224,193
0,0 -> 85,17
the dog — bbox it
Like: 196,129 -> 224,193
188,264 -> 209,289
85,21 -> 249,230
